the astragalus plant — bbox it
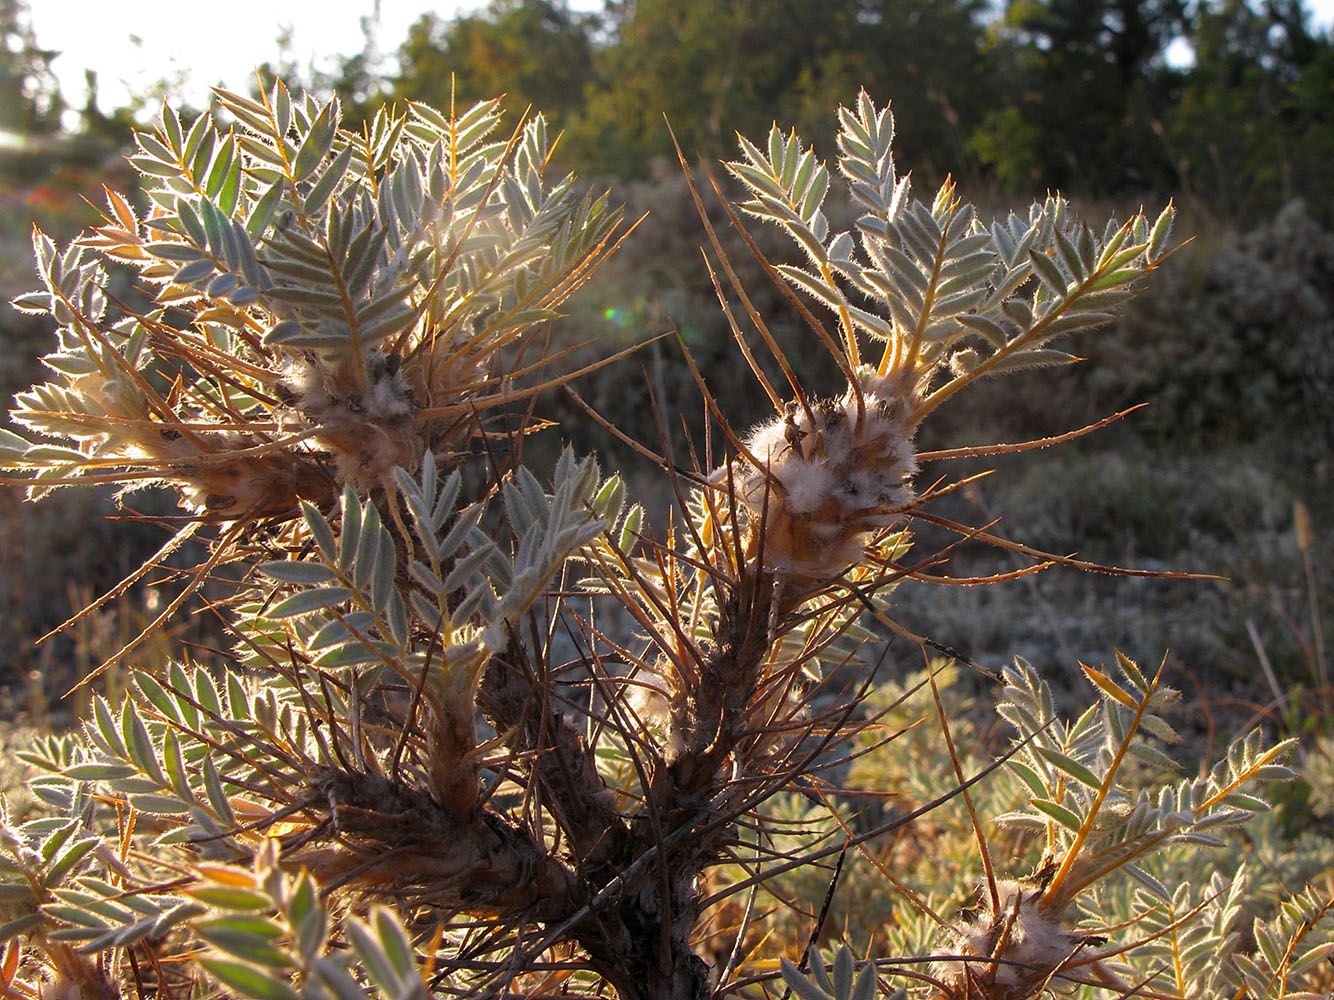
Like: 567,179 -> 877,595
0,85 -> 1325,1000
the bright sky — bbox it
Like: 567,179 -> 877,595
29,0 -> 1334,117
29,2 -> 483,113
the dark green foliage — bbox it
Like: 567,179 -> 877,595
971,0 -> 1188,195
571,0 -> 993,180
1083,199 -> 1334,453
344,0 -> 1334,218
1167,0 -> 1334,222
7,0 -> 1334,216
0,0 -> 62,140
390,0 -> 597,133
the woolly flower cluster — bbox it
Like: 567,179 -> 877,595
156,433 -> 329,520
727,368 -> 918,584
932,879 -> 1090,998
277,348 -> 422,488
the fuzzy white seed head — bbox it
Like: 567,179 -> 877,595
279,355 -> 327,412
276,350 -> 421,489
629,668 -> 673,730
949,347 -> 981,378
778,458 -> 837,515
726,369 -> 919,582
364,367 -> 413,421
932,880 -> 1086,997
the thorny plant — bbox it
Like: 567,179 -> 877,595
0,85 -> 1326,1000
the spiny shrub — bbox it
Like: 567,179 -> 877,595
1,84 -> 1328,1000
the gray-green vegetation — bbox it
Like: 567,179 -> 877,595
0,78 -> 1330,1000
1,1 -> 1331,998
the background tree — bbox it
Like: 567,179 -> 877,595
1166,0 -> 1334,221
576,0 -> 991,179
392,0 -> 596,136
0,0 -> 65,170
303,0 -> 1334,214
782,0 -> 995,184
971,0 -> 1188,194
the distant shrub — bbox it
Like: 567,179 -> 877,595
1087,199 -> 1334,455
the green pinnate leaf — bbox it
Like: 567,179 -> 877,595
1036,746 -> 1101,790
1148,203 -> 1175,260
312,958 -> 371,1000
267,587 -> 354,619
289,872 -> 327,959
200,957 -> 301,1000
781,956 -> 835,1000
44,837 -> 98,889
850,961 -> 879,1000
260,560 -> 338,584
833,945 -> 853,1000
198,920 -> 292,970
1030,797 -> 1083,831
293,99 -> 338,182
